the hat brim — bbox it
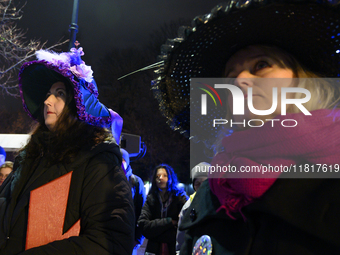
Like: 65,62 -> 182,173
154,1 -> 340,140
19,61 -> 112,127
19,63 -> 75,121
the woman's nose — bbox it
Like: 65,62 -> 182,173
44,94 -> 56,106
235,70 -> 255,88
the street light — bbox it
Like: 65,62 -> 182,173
66,0 -> 146,159
68,0 -> 79,50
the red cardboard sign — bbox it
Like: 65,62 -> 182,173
26,171 -> 80,250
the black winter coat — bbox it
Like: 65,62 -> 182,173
180,179 -> 340,255
138,191 -> 188,255
0,142 -> 135,255
128,173 -> 146,245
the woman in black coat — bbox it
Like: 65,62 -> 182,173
0,47 -> 134,254
138,164 -> 188,255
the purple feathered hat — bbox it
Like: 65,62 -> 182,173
19,47 -> 116,128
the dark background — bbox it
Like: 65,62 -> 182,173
16,0 -> 221,64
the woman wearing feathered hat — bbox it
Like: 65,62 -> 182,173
0,47 -> 134,254
152,0 -> 340,254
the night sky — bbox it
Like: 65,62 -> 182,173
4,0 -> 221,109
17,0 -> 222,63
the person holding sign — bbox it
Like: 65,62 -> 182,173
0,46 -> 134,254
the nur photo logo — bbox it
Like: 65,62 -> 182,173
192,78 -> 313,129
198,82 -> 223,115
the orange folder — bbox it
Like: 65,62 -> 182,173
26,171 -> 80,250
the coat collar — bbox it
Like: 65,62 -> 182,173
179,180 -> 236,231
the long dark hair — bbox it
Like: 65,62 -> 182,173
20,76 -> 113,167
149,163 -> 182,196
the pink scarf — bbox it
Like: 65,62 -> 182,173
209,109 -> 340,218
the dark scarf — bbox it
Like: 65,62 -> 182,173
209,109 -> 340,218
10,132 -> 51,195
10,130 -> 73,194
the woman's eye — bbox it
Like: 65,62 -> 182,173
254,60 -> 270,71
57,91 -> 65,97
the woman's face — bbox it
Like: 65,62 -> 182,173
44,81 -> 67,131
224,45 -> 295,123
156,168 -> 169,191
193,177 -> 207,191
0,167 -> 12,186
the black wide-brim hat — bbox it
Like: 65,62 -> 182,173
152,0 -> 340,142
19,48 -> 113,127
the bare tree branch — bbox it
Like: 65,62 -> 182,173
0,39 -> 68,75
0,0 -> 68,97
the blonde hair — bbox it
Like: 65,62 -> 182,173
290,73 -> 340,113
0,161 -> 13,170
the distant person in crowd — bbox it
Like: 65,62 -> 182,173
0,47 -> 134,254
0,161 -> 13,186
176,162 -> 209,252
191,162 -> 209,192
120,148 -> 147,255
138,163 -> 188,255
0,146 -> 6,166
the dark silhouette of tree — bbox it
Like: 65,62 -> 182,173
0,107 -> 34,133
0,0 -> 67,96
146,18 -> 190,61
